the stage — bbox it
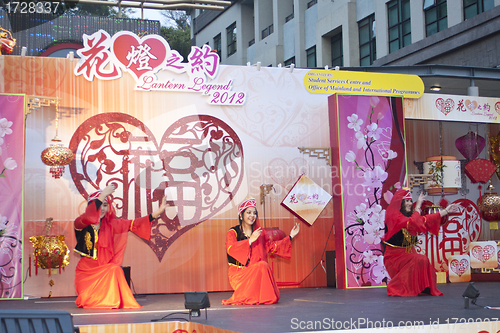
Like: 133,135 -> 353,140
2,282 -> 500,332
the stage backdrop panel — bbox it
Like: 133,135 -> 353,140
329,95 -> 406,289
0,94 -> 25,299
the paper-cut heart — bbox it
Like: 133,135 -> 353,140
449,258 -> 469,277
465,100 -> 478,112
471,244 -> 495,263
69,113 -> 244,261
112,32 -> 169,80
435,98 -> 455,116
495,102 -> 500,115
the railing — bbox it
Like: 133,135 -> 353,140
248,39 -> 255,46
285,13 -> 294,22
261,24 -> 274,39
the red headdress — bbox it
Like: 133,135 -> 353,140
238,198 -> 257,216
383,188 -> 412,241
238,198 -> 260,231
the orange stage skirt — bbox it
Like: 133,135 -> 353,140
75,257 -> 141,309
222,261 -> 280,305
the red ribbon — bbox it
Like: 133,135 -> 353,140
29,255 -> 31,277
48,253 -> 51,276
35,253 -> 38,276
58,254 -> 61,274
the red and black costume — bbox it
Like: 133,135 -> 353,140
74,191 -> 154,308
382,188 -> 443,297
222,198 -> 293,305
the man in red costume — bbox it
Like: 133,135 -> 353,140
74,184 -> 168,308
223,198 -> 300,305
382,188 -> 457,296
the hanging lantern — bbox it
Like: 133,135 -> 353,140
41,139 -> 74,179
423,156 -> 462,196
40,100 -> 73,179
0,27 -> 16,54
455,131 -> 485,161
477,192 -> 500,222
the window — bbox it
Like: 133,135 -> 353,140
307,0 -> 317,9
226,22 -> 237,57
306,46 -> 316,68
358,14 -> 376,66
464,0 -> 494,19
284,57 -> 295,66
331,32 -> 343,67
213,33 -> 221,59
425,0 -> 447,37
387,0 -> 411,53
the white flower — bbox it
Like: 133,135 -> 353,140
355,203 -> 371,221
347,114 -> 363,132
0,216 -> 7,231
355,131 -> 367,150
345,150 -> 356,163
369,210 -> 386,229
363,165 -> 388,189
362,250 -> 377,265
379,149 -> 398,160
0,137 -> 3,145
364,222 -> 384,245
372,256 -> 390,284
3,157 -> 17,170
0,118 -> 13,137
366,123 -> 382,141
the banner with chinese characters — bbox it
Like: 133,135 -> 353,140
405,93 -> 500,122
329,95 -> 407,289
0,94 -> 25,299
281,175 -> 332,225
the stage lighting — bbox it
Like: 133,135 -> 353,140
184,292 -> 210,320
462,282 -> 480,308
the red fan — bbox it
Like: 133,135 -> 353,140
465,158 -> 496,183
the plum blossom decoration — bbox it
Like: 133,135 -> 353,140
343,97 -> 399,286
0,118 -> 15,178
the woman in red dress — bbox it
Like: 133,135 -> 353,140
223,198 -> 300,305
74,184 -> 168,308
382,188 -> 457,296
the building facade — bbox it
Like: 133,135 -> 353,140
190,0 -> 500,69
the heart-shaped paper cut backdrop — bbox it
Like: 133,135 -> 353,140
471,244 -> 496,263
449,258 -> 469,277
69,113 -> 244,261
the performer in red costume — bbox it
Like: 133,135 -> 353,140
74,184 -> 168,308
223,198 -> 300,305
382,188 -> 458,297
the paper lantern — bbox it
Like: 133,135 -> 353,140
477,192 -> 500,221
455,131 -> 485,160
41,139 -> 74,179
465,158 -> 497,183
423,156 -> 461,196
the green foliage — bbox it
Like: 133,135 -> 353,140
160,25 -> 191,60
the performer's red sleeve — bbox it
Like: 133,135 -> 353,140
385,211 -> 442,240
130,216 -> 153,240
407,212 -> 441,236
267,234 -> 292,259
226,229 -> 250,264
74,201 -> 100,230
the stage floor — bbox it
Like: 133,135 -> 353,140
3,282 -> 500,332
